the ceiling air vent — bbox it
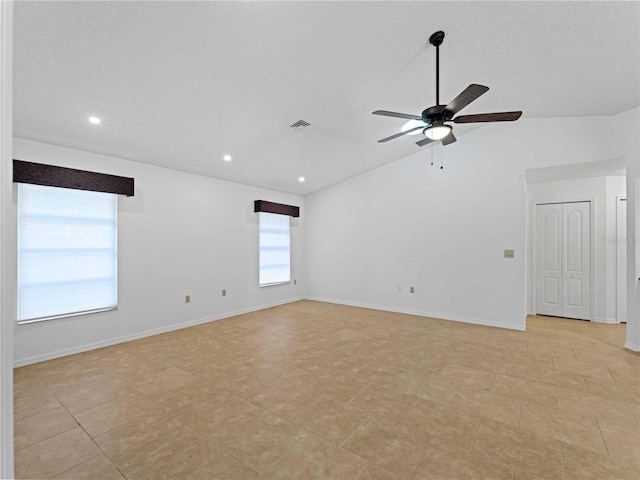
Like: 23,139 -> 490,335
290,119 -> 311,132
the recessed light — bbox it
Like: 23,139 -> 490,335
223,154 -> 232,162
88,116 -> 101,125
298,176 -> 305,183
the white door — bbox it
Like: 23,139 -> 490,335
536,202 -> 591,320
617,198 -> 627,323
536,204 -> 563,316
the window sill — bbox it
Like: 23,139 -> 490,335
17,306 -> 117,325
259,281 -> 291,288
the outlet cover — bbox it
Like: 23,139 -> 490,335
222,289 -> 226,297
410,286 -> 415,294
294,279 -> 297,285
504,249 -> 515,259
185,295 -> 191,303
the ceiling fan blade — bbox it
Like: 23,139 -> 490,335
444,84 -> 489,115
454,111 -> 522,123
442,131 -> 457,145
373,110 -> 423,121
378,126 -> 424,143
415,137 -> 434,147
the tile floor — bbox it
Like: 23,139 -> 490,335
13,300 -> 640,479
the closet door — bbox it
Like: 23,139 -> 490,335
536,204 -> 563,317
562,202 -> 591,320
536,202 -> 591,320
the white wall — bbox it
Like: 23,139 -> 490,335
11,139 -> 305,365
0,1 -> 14,477
526,176 -> 626,322
305,114 -> 627,332
611,107 -> 640,350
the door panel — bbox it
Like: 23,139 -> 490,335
536,204 -> 562,316
562,203 -> 590,320
536,202 -> 591,320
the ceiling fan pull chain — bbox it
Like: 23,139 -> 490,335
430,144 -> 434,166
440,144 -> 444,170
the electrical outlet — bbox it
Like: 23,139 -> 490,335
294,279 -> 297,285
222,289 -> 226,297
397,286 -> 402,293
185,295 -> 190,304
504,249 -> 515,259
410,286 -> 415,294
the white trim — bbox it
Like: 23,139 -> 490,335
13,296 -> 304,367
624,341 -> 640,352
593,316 -> 619,324
305,296 -> 526,332
0,1 -> 13,478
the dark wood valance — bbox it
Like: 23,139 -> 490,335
13,160 -> 135,197
254,200 -> 300,217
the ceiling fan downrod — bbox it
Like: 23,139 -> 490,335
429,31 -> 445,107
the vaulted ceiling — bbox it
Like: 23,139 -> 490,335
13,1 -> 639,195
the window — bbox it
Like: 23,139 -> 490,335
258,212 -> 291,286
17,183 -> 118,323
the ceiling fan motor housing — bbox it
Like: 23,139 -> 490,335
421,105 -> 453,126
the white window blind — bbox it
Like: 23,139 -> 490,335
18,183 -> 118,323
258,212 -> 291,286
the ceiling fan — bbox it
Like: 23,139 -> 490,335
373,31 -> 522,147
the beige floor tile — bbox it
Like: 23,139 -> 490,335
562,443 -> 640,480
14,404 -> 78,451
348,383 -> 419,424
555,387 -> 638,425
13,366 -> 45,394
599,421 -> 640,465
52,454 -> 124,479
117,430 -> 259,480
492,374 -> 557,408
513,467 -> 549,480
318,371 -> 370,403
266,434 -> 368,479
438,364 -> 495,392
413,435 -> 514,480
526,364 -> 589,393
359,464 -> 402,480
520,403 -> 607,454
52,377 -> 134,415
204,402 -> 310,473
393,373 -> 457,404
13,303 -> 636,479
14,384 -> 61,420
586,377 -> 640,405
125,365 -> 198,396
94,414 -> 193,464
553,357 -> 616,383
401,398 -> 481,450
73,393 -> 166,437
341,416 -> 425,479
474,355 -> 527,378
453,389 -> 522,426
14,428 -> 101,479
292,396 -> 369,445
473,419 -> 564,479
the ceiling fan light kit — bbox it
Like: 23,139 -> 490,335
373,30 -> 522,150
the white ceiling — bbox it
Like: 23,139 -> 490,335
13,1 -> 639,195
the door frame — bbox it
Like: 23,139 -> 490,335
616,196 -> 627,323
532,198 -> 596,321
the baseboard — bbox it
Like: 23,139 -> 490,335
13,296 -> 305,367
624,341 -> 640,352
593,316 -> 620,324
305,296 -> 526,332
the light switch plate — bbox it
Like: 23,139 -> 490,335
504,249 -> 515,259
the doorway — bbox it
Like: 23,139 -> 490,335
535,202 -> 592,320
